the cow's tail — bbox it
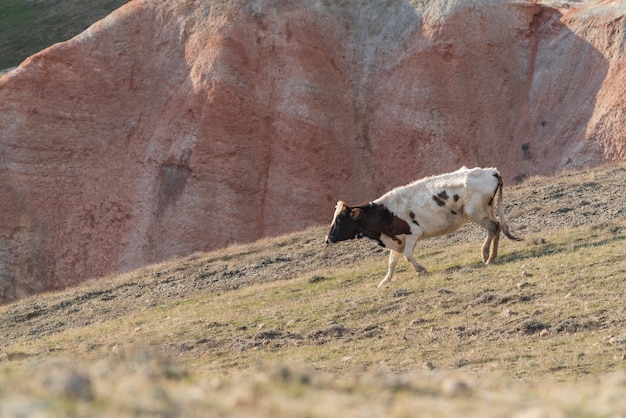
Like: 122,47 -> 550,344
495,173 -> 523,241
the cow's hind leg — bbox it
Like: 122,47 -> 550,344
378,250 -> 401,288
479,218 -> 501,264
406,256 -> 428,275
489,224 -> 501,262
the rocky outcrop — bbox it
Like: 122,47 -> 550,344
0,0 -> 625,302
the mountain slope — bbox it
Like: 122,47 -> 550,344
0,164 -> 625,417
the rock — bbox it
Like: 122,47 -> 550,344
1,0 -> 626,301
502,308 -> 517,317
42,368 -> 94,400
441,377 -> 474,397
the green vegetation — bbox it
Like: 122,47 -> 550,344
0,0 -> 128,70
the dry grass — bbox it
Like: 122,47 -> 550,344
1,164 -> 626,417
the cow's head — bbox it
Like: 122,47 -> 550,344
325,201 -> 364,244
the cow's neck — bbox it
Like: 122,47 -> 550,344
356,202 -> 411,247
356,203 -> 391,245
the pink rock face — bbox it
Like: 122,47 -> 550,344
0,0 -> 624,301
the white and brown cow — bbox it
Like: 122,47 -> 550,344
325,167 -> 521,287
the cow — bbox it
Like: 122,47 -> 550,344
325,167 -> 521,287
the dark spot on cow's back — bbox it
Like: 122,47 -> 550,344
432,195 -> 446,207
438,191 -> 449,200
453,194 -> 460,202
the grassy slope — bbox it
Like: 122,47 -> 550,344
0,164 -> 625,417
0,0 -> 128,70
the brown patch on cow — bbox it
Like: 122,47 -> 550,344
450,210 -> 457,215
453,194 -> 460,202
390,235 -> 403,245
349,203 -> 412,247
432,194 -> 446,207
388,212 -> 412,237
409,211 -> 415,219
438,190 -> 449,200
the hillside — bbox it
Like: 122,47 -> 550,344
0,164 -> 625,417
2,0 -> 626,303
0,0 -> 128,70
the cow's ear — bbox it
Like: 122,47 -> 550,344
350,208 -> 363,220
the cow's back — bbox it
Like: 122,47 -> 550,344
374,167 -> 500,237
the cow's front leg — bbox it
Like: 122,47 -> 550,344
378,250 -> 402,288
403,233 -> 428,275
